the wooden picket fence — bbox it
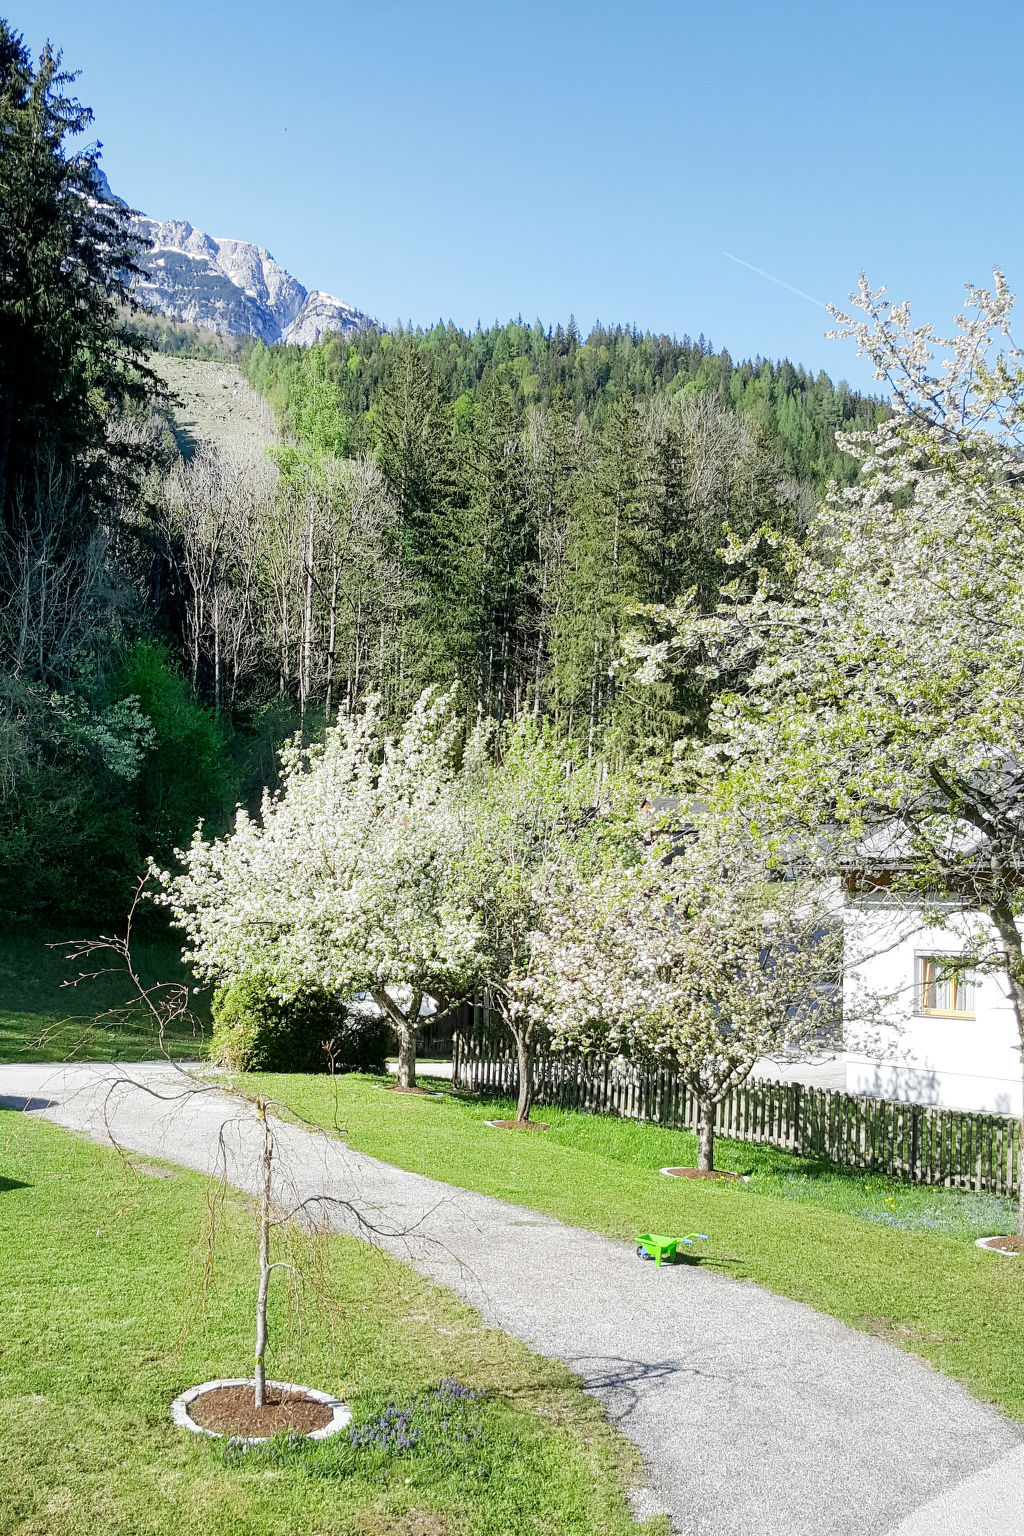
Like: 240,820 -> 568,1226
452,1029 -> 1021,1197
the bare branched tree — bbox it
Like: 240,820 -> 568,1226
160,443 -> 277,706
0,464 -> 115,687
49,876 -> 470,1412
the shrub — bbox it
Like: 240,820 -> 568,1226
211,976 -> 389,1074
113,640 -> 237,861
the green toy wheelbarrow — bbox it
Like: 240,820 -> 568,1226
635,1232 -> 709,1266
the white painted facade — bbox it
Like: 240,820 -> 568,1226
843,898 -> 1023,1116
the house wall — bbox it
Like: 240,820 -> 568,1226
844,901 -> 1023,1115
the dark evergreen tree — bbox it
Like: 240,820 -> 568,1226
0,20 -> 155,563
371,339 -> 470,705
465,368 -> 536,725
526,387 -> 580,716
549,393 -> 659,748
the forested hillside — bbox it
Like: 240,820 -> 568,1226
234,325 -> 882,753
245,319 -> 881,486
0,17 -> 882,926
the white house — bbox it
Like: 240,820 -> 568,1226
843,894 -> 1023,1116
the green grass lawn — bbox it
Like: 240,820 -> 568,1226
0,926 -> 209,1063
251,1071 -> 1024,1424
0,1109 -> 658,1536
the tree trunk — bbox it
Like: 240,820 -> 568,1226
983,900 -> 1024,1237
513,1027 -> 533,1123
212,588 -> 221,711
396,1019 -> 418,1089
325,546 -> 338,720
254,1101 -> 272,1408
695,1097 -> 715,1172
279,589 -> 290,697
587,631 -> 600,757
373,987 -> 420,1089
301,504 -> 315,719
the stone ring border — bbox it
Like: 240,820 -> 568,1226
659,1166 -> 752,1183
170,1378 -> 352,1445
975,1236 -> 1022,1257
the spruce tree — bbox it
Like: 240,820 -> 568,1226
0,20 -> 155,550
465,368 -> 535,724
527,387 -> 580,719
550,392 -> 659,749
372,339 -> 470,707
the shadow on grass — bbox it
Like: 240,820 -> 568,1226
0,1175 -> 30,1191
501,1355 -> 692,1424
633,1252 -> 747,1274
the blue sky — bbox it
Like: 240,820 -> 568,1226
21,0 -> 1024,390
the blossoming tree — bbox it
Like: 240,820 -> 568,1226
531,809 -> 842,1170
462,718 -> 598,1124
626,272 -> 1024,1227
158,688 -> 485,1088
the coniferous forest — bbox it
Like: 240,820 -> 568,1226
236,326 -> 881,751
0,18 -> 883,925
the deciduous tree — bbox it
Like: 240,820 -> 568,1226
627,272 -> 1024,1223
532,809 -> 842,1170
463,719 -> 598,1123
158,688 -> 485,1088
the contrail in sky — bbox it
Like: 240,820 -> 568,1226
722,252 -> 829,311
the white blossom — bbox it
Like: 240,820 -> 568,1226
625,273 -> 1024,1215
155,687 -> 485,1086
530,810 -> 842,1169
460,718 -> 599,1121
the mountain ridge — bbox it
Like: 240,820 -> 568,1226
132,216 -> 374,347
95,171 -> 374,347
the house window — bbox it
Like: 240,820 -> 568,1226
915,954 -> 976,1018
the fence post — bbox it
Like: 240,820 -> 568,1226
792,1083 -> 802,1155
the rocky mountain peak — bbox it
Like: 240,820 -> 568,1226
96,171 -> 374,346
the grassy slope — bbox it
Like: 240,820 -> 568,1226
254,1073 -> 1024,1424
0,928 -> 209,1063
148,353 -> 277,457
0,1109 -> 658,1536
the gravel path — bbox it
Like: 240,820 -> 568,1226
2,1061 -> 1020,1536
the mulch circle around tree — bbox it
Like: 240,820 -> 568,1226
171,1378 -> 351,1443
484,1119 -> 551,1132
660,1166 -> 740,1181
191,1384 -> 332,1436
975,1235 -> 1024,1256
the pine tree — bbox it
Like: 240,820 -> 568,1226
526,388 -> 580,717
371,339 -> 469,708
0,21 -> 155,549
550,392 -> 659,749
464,368 -> 536,725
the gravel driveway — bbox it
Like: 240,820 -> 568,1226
1,1060 -> 1020,1536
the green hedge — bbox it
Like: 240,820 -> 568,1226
211,976 -> 390,1074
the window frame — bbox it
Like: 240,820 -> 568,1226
914,952 -> 977,1019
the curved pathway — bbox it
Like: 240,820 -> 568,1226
1,1061 -> 1021,1535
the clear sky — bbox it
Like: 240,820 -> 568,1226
19,0 -> 1024,390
